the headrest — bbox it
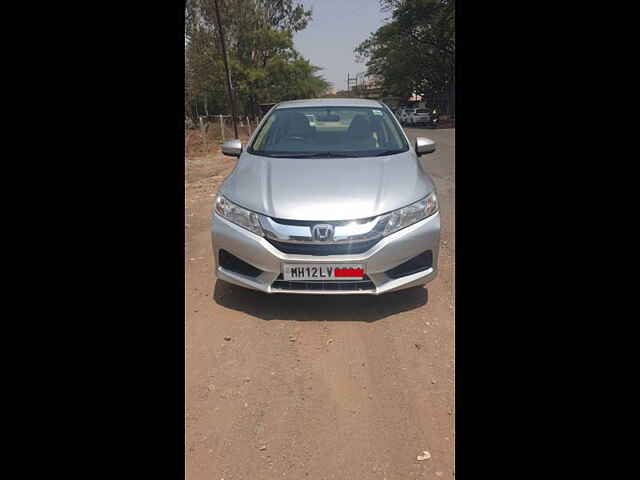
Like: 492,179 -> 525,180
284,111 -> 314,136
348,115 -> 372,138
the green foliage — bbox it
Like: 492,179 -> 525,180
185,0 -> 330,119
355,0 -> 455,100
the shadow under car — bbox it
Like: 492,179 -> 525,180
213,279 -> 428,322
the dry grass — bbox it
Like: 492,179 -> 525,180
185,128 -> 222,158
186,122 -> 254,158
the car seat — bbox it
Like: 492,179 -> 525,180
347,115 -> 377,150
281,111 -> 317,143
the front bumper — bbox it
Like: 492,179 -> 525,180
211,212 -> 440,294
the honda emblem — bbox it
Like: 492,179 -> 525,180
312,224 -> 334,242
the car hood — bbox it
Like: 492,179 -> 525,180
221,150 -> 435,221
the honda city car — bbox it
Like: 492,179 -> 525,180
211,98 -> 440,294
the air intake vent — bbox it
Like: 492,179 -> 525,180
218,249 -> 263,278
272,274 -> 375,292
385,251 -> 433,279
266,238 -> 380,256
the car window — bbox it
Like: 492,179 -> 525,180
252,113 -> 277,148
249,106 -> 409,157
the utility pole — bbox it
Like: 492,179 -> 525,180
347,73 -> 357,95
213,0 -> 239,139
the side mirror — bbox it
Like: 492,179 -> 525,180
415,137 -> 436,156
221,139 -> 242,157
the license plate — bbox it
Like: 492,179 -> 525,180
283,264 -> 365,281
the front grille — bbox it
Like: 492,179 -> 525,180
266,238 -> 380,256
385,251 -> 433,279
218,249 -> 263,278
270,217 -> 375,227
271,274 -> 375,292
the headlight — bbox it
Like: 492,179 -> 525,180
214,194 -> 263,236
382,192 -> 438,236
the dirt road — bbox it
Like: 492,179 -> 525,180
185,127 -> 455,479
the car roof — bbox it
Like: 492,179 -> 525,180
275,98 -> 384,109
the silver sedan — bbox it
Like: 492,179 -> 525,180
211,98 -> 440,294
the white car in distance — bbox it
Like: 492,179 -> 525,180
399,108 -> 432,126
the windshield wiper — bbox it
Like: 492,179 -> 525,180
324,152 -> 364,157
255,151 -> 363,158
255,150 -> 406,158
369,149 -> 407,156
256,152 -> 321,158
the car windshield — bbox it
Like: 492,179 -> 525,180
248,106 -> 409,158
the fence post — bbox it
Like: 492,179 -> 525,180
199,116 -> 208,151
219,115 -> 224,143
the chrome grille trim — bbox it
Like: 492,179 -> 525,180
260,215 -> 388,245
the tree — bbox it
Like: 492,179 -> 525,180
355,0 -> 454,102
185,0 -> 329,120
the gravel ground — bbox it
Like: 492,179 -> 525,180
185,127 -> 455,479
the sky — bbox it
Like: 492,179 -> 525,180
294,0 -> 389,92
